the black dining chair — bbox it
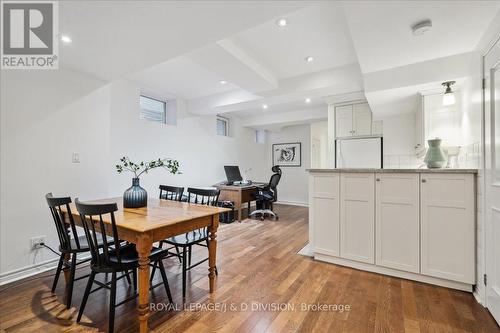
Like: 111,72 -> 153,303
159,188 -> 220,298
157,185 -> 185,266
159,185 -> 184,201
45,193 -> 126,309
74,199 -> 173,333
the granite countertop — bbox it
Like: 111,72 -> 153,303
306,168 -> 478,174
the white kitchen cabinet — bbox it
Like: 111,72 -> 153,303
340,173 -> 375,264
420,173 -> 475,283
335,103 -> 373,138
375,173 -> 420,273
353,103 -> 372,136
310,173 -> 340,257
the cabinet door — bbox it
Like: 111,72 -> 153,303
353,103 -> 372,136
340,173 -> 375,263
335,105 -> 353,137
375,173 -> 420,273
420,174 -> 475,283
311,174 -> 340,257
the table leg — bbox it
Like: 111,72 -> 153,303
137,234 -> 153,333
237,206 -> 242,222
62,253 -> 71,281
208,216 -> 219,293
62,253 -> 71,304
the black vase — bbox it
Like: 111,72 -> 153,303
123,178 -> 147,208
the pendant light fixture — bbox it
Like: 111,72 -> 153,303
442,81 -> 456,106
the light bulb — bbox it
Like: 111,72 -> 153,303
442,93 -> 455,106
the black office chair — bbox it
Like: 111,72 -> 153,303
45,193 -> 123,309
159,188 -> 219,298
75,199 -> 173,333
249,166 -> 282,220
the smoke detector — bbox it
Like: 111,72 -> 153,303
412,20 -> 432,36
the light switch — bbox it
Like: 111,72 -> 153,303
72,152 -> 80,163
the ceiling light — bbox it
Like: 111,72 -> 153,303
412,20 -> 432,36
305,56 -> 314,63
60,35 -> 72,44
442,81 -> 456,106
262,104 -> 268,109
305,98 -> 311,103
220,80 -> 227,85
276,18 -> 287,27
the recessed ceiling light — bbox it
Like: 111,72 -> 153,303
220,80 -> 227,85
305,56 -> 314,63
262,104 -> 268,109
60,35 -> 72,44
412,20 -> 432,36
276,18 -> 287,27
305,98 -> 311,103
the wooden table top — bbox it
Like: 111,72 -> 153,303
65,197 -> 229,233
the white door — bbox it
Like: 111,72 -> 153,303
311,174 -> 340,257
340,173 -> 375,264
335,105 -> 353,137
420,173 -> 475,284
353,103 -> 372,136
484,38 -> 500,325
375,173 -> 419,273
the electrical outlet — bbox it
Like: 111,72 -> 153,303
30,235 -> 46,250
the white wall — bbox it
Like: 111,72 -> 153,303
0,69 -> 109,277
268,124 -> 310,205
310,121 -> 328,168
0,76 -> 269,280
106,80 -> 269,196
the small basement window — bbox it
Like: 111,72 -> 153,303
140,95 -> 166,123
217,116 -> 229,136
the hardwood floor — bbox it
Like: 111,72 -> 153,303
0,204 -> 498,332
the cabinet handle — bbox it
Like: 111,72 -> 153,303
422,179 -> 427,183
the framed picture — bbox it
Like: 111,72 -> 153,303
272,142 -> 301,167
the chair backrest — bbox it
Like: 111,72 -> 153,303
187,187 -> 220,206
75,199 -> 122,268
159,185 -> 184,201
45,193 -> 81,251
268,166 -> 282,201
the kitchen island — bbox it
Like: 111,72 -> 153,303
307,168 -> 477,291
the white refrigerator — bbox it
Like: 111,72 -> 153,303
335,137 -> 383,168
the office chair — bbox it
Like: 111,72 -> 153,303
249,166 -> 282,220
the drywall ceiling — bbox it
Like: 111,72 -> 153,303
55,1 -> 500,128
58,0 -> 311,81
130,56 -> 240,100
343,0 -> 500,73
229,2 -> 358,80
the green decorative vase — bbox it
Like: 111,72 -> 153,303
424,138 -> 447,168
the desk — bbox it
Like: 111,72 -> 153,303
63,197 -> 228,333
215,184 -> 265,221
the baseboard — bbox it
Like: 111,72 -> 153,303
0,257 -> 60,286
314,253 -> 473,292
276,200 -> 309,207
473,290 -> 485,306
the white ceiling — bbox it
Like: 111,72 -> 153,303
57,1 -> 500,129
130,56 -> 239,100
59,1 -> 310,81
230,2 -> 358,80
343,0 -> 500,73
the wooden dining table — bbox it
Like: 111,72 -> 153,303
62,197 -> 228,333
